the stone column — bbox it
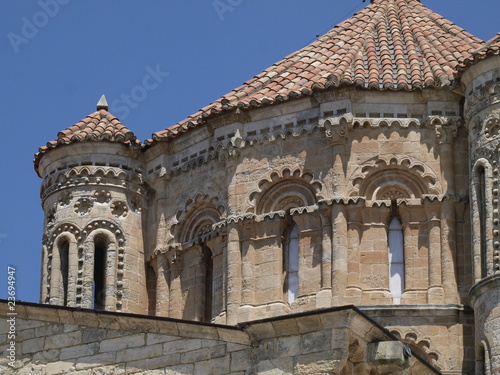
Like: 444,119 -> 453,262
167,250 -> 182,319
221,145 -> 242,325
67,239 -> 78,307
241,240 -> 255,306
346,206 -> 363,305
105,241 -> 117,312
441,199 -> 459,304
226,222 -> 241,325
81,240 -> 94,309
325,118 -> 349,306
471,170 -> 484,283
155,253 -> 170,317
49,242 -> 61,305
436,122 -> 459,304
40,245 -> 48,303
401,223 -> 413,303
316,207 -> 333,308
153,178 -> 170,254
331,203 -> 348,306
427,217 -> 443,303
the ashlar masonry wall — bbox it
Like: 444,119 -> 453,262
0,301 -> 251,375
0,301 -> 440,374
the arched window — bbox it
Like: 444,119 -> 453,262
478,166 -> 487,278
58,239 -> 69,306
284,222 -> 299,303
202,244 -> 213,322
93,236 -> 107,310
388,214 -> 404,304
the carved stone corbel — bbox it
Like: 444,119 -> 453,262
325,124 -> 348,145
433,118 -> 461,145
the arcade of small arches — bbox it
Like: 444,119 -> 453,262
42,219 -> 126,312
43,153 -> 493,328
141,156 -> 475,323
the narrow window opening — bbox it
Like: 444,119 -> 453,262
478,166 -> 487,278
479,343 -> 490,375
286,223 -> 299,303
202,244 -> 213,322
59,240 -> 69,306
93,237 -> 107,310
146,263 -> 157,316
388,202 -> 404,304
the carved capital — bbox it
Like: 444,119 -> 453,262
218,146 -> 240,163
325,124 -> 348,145
166,249 -> 182,265
435,123 -> 458,145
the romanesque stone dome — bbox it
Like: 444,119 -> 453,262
150,0 -> 484,144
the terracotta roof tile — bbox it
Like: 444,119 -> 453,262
459,33 -> 500,71
149,0 -> 484,144
35,110 -> 141,167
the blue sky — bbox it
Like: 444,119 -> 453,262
0,0 -> 499,303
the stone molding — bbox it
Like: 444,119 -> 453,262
469,274 -> 500,307
464,82 -> 500,122
41,165 -> 147,202
145,113 -> 441,181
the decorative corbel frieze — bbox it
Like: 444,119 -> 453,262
325,125 -> 348,145
318,196 -> 365,207
290,204 -> 319,215
322,113 -> 352,145
254,210 -> 287,222
431,117 -> 461,145
218,145 -> 241,163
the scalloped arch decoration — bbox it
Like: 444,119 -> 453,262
349,155 -> 442,198
249,167 -> 323,214
390,329 -> 442,370
170,193 -> 226,246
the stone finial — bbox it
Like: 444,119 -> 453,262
96,95 -> 108,111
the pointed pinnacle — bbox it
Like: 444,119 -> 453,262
96,95 -> 108,111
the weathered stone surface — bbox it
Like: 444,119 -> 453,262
99,333 -> 145,353
45,331 -> 81,350
45,360 -> 75,375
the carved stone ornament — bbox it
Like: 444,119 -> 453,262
130,195 -> 142,213
46,205 -> 56,227
74,197 -> 94,215
325,124 -> 348,144
111,200 -> 128,218
94,189 -> 112,204
436,125 -> 458,144
218,146 -> 240,162
196,223 -> 213,237
58,191 -> 73,206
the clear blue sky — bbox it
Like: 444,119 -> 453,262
1,0 -> 499,303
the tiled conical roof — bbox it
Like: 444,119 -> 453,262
463,32 -> 500,69
150,0 -> 484,143
35,109 -> 141,169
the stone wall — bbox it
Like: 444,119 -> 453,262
0,301 -> 251,374
361,305 -> 475,374
0,301 -> 440,374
